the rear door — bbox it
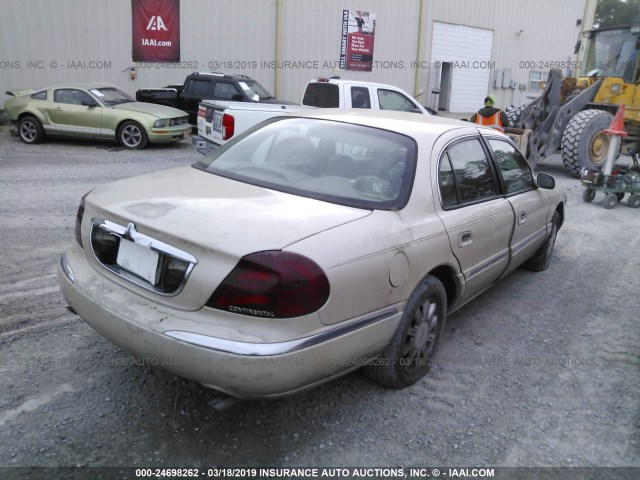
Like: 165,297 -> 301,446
345,84 -> 372,109
435,137 -> 514,301
485,137 -> 550,273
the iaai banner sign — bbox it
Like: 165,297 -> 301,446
132,0 -> 180,62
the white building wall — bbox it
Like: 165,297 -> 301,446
1,0 -> 593,110
0,0 -> 276,105
423,0 -> 589,110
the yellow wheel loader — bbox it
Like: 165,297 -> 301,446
507,25 -> 640,177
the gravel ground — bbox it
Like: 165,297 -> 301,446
0,126 -> 638,478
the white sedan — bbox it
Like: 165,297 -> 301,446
58,109 -> 566,398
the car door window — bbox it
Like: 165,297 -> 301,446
214,82 -> 241,100
438,139 -> 498,207
350,86 -> 371,108
488,139 -> 534,194
54,89 -> 93,105
377,89 -> 418,112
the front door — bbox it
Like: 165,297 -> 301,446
47,89 -> 102,138
486,138 -> 550,273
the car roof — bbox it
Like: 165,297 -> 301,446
190,72 -> 252,80
308,78 -> 412,90
288,108 -> 476,137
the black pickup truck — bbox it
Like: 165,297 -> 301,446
136,72 -> 295,125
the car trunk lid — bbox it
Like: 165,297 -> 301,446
84,166 -> 371,310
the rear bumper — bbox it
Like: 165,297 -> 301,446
58,246 -> 401,399
191,135 -> 220,155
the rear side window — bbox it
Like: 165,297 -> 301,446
438,139 -> 498,207
31,91 -> 47,100
302,83 -> 339,108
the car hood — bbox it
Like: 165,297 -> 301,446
113,101 -> 187,118
87,166 -> 371,259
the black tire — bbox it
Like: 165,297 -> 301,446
524,211 -> 560,272
364,276 -> 447,389
628,194 -> 640,208
603,193 -> 617,209
118,121 -> 148,149
561,110 -> 614,177
17,116 -> 45,144
506,104 -> 527,127
582,188 -> 596,203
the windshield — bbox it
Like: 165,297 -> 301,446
582,28 -> 640,82
237,80 -> 274,101
194,117 -> 417,210
90,87 -> 135,106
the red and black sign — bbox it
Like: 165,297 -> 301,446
132,0 -> 180,62
340,10 -> 376,72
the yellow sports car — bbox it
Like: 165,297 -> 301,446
5,83 -> 190,149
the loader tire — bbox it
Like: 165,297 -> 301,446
561,109 -> 614,177
507,104 -> 527,127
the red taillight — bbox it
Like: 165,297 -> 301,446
206,251 -> 330,319
198,106 -> 206,118
222,113 -> 235,140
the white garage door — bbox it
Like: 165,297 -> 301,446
431,22 -> 493,113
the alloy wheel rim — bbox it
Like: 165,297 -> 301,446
20,121 -> 37,141
122,125 -> 141,147
402,299 -> 438,374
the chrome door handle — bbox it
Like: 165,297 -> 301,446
458,231 -> 472,247
518,211 -> 527,225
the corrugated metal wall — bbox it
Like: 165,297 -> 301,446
1,0 -> 594,110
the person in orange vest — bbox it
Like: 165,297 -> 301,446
470,95 -> 509,132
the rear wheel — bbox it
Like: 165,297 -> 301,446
524,211 -> 560,272
364,276 -> 446,389
561,110 -> 614,177
118,121 -> 148,149
628,194 -> 640,208
18,116 -> 45,144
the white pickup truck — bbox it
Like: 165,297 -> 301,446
194,78 -> 429,153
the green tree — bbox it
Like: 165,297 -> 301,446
595,0 -> 640,27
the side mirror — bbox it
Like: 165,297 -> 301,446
536,172 -> 555,189
82,100 -> 99,107
231,93 -> 244,102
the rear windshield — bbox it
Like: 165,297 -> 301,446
194,117 -> 417,210
302,83 -> 339,108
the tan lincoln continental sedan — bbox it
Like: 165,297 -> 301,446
58,109 -> 566,399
